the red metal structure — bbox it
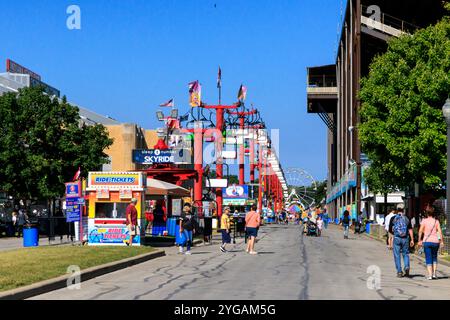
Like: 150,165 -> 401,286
227,109 -> 258,185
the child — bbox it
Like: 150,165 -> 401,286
317,216 -> 323,236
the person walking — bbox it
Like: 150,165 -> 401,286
12,210 -> 18,237
16,208 -> 28,238
389,203 -> 414,278
179,204 -> 196,255
384,208 -> 396,250
341,210 -> 351,239
316,216 -> 323,236
245,206 -> 261,255
125,198 -> 138,246
323,209 -> 329,229
418,203 -> 444,280
220,207 -> 232,253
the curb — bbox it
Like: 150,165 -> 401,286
0,248 -> 166,300
362,232 -> 450,268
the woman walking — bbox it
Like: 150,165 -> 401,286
418,203 -> 444,280
341,210 -> 351,239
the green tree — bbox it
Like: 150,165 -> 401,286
0,86 -> 113,201
358,15 -> 450,193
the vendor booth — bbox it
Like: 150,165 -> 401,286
144,177 -> 190,241
86,172 -> 146,246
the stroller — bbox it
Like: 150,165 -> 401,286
306,220 -> 318,237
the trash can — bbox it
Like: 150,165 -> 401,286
23,224 -> 39,247
365,222 -> 372,234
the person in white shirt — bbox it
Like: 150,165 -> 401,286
384,208 -> 397,250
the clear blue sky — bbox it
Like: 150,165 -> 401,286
1,0 -> 344,182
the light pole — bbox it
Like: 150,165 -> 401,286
442,98 -> 450,236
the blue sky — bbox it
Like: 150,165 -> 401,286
0,0 -> 343,182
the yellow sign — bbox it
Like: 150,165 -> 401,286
88,172 -> 145,190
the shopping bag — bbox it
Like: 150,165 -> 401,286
176,232 -> 187,246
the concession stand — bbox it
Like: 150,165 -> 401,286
86,172 -> 146,246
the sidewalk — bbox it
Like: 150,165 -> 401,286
0,236 -> 77,252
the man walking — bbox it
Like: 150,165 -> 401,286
389,203 -> 414,278
245,206 -> 260,255
126,198 -> 138,246
220,207 -> 232,253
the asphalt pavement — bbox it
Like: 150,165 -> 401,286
31,224 -> 450,300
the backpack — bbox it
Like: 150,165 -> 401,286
342,215 -> 350,225
393,215 -> 408,238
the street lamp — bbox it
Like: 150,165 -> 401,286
442,98 -> 450,236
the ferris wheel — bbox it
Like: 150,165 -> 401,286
284,168 -> 317,212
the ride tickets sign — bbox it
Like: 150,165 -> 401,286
87,172 -> 144,190
88,226 -> 140,246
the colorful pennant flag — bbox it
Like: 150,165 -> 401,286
72,167 -> 81,181
189,80 -> 202,107
238,84 -> 247,101
160,98 -> 174,107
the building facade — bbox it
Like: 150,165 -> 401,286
307,0 -> 446,220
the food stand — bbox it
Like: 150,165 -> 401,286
86,172 -> 146,246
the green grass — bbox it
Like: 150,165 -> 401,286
0,245 -> 154,292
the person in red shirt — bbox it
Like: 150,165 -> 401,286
245,206 -> 261,254
126,198 -> 138,246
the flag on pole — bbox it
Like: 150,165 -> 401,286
238,84 -> 247,101
217,67 -> 222,88
189,80 -> 202,107
159,98 -> 174,107
72,167 -> 81,181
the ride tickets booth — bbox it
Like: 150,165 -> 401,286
86,172 -> 146,246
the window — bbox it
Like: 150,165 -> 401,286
95,202 -> 128,219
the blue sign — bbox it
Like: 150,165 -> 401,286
223,185 -> 249,199
66,198 -> 81,223
133,149 -> 177,164
65,182 -> 81,199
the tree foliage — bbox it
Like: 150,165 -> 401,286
358,16 -> 450,193
0,87 -> 113,200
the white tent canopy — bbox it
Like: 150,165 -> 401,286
146,178 -> 190,196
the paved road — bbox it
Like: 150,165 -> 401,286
32,224 -> 450,300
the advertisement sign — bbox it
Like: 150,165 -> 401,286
172,199 -> 182,216
119,189 -> 132,199
96,189 -> 110,199
88,226 -> 140,246
66,198 -> 81,223
6,59 -> 41,80
223,199 -> 246,206
132,149 -> 192,165
88,172 -> 144,190
65,182 -> 81,199
223,185 -> 249,199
